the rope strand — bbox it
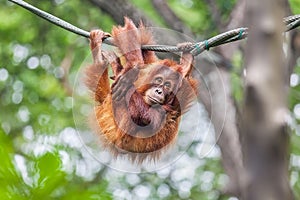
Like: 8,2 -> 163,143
9,0 -> 300,56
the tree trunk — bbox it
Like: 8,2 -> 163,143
241,0 -> 294,199
87,0 -> 154,26
151,0 -> 193,36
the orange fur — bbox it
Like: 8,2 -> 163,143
86,18 -> 198,163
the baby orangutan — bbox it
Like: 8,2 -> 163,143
86,18 -> 198,162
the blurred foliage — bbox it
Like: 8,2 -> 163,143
1,0 -> 300,200
289,0 -> 300,14
0,127 -> 110,199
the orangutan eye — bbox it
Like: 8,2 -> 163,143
154,77 -> 163,84
164,81 -> 171,90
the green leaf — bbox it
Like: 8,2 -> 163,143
31,152 -> 66,199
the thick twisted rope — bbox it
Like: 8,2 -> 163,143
8,0 -> 300,56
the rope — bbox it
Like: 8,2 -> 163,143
8,0 -> 300,56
